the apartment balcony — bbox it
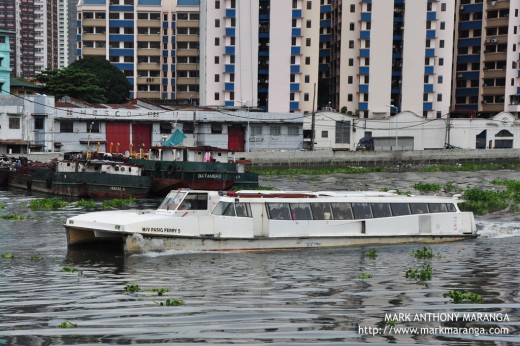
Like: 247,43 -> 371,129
487,1 -> 510,10
82,19 -> 107,26
481,103 -> 503,113
176,91 -> 199,99
137,34 -> 161,42
481,86 -> 505,95
176,49 -> 199,57
135,91 -> 161,99
177,20 -> 199,28
485,17 -> 509,27
82,47 -> 106,55
484,52 -> 507,62
82,33 -> 106,41
481,69 -> 506,78
137,20 -> 161,28
137,77 -> 161,84
176,77 -> 199,85
176,63 -> 197,70
176,34 -> 199,42
136,49 -> 161,56
136,62 -> 161,70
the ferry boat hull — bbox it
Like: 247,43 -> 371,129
65,190 -> 477,254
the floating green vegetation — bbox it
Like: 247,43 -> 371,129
460,188 -> 510,215
147,288 -> 169,296
443,183 -> 464,194
124,284 -> 141,293
62,266 -> 80,273
74,199 -> 97,209
358,273 -> 372,279
31,255 -> 43,261
2,252 -> 14,259
411,246 -> 434,259
443,290 -> 483,304
29,198 -> 68,211
102,197 -> 136,209
251,166 -> 385,176
231,185 -> 276,191
405,264 -> 432,281
0,203 -> 6,209
160,298 -> 185,307
419,162 -> 520,172
413,182 -> 441,192
58,321 -> 77,328
0,213 -> 28,220
365,249 -> 378,259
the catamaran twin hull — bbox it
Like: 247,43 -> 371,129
65,190 -> 477,253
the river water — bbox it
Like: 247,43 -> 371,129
0,170 -> 520,345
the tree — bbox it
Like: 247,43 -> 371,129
36,68 -> 107,103
69,56 -> 131,103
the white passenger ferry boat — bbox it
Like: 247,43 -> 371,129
65,189 -> 477,253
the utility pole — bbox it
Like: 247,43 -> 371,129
310,83 -> 316,151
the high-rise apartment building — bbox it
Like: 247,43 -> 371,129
453,0 -> 520,118
57,0 -> 78,68
330,0 -> 455,119
0,0 -> 58,78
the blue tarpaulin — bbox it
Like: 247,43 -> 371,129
162,128 -> 187,146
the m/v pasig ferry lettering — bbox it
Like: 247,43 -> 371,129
142,227 -> 180,234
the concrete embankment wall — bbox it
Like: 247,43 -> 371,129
237,149 -> 520,168
21,149 -> 520,169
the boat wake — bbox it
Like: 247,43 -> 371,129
476,219 -> 520,238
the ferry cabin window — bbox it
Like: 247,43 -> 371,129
267,203 -> 292,220
330,203 -> 354,220
428,203 -> 448,213
182,193 -> 208,210
158,191 -> 186,210
371,203 -> 392,218
213,202 -> 252,217
390,203 -> 411,216
235,203 -> 252,217
289,203 -> 312,220
310,202 -> 333,220
446,203 -> 457,212
409,203 -> 429,214
352,203 -> 373,219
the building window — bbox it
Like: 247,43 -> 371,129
215,92 -> 220,100
437,94 -> 442,102
251,126 -> 262,135
306,20 -> 311,28
306,38 -> 311,46
349,40 -> 354,48
8,117 -> 20,129
349,58 -> 354,66
349,22 -> 354,31
215,56 -> 219,64
307,1 -> 311,9
348,94 -> 353,102
288,126 -> 299,136
87,121 -> 100,133
305,57 -> 310,65
215,37 -> 220,46
270,125 -> 281,136
304,93 -> 309,101
321,130 -> 328,138
441,3 -> 446,11
34,117 -> 44,130
215,0 -> 220,9
438,76 -> 443,84
215,19 -> 220,27
215,74 -> 219,82
440,21 -> 445,30
304,75 -> 310,83
440,40 -> 444,48
335,121 -> 350,144
348,76 -> 353,84
350,4 -> 355,12
183,122 -> 194,134
211,124 -> 223,134
60,120 -> 74,133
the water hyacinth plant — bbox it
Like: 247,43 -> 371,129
365,249 -> 378,259
124,284 -> 141,293
58,321 -> 77,328
405,264 -> 433,281
102,197 -> 136,209
29,198 -> 69,210
443,290 -> 483,304
0,213 -> 28,220
160,298 -> 185,306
